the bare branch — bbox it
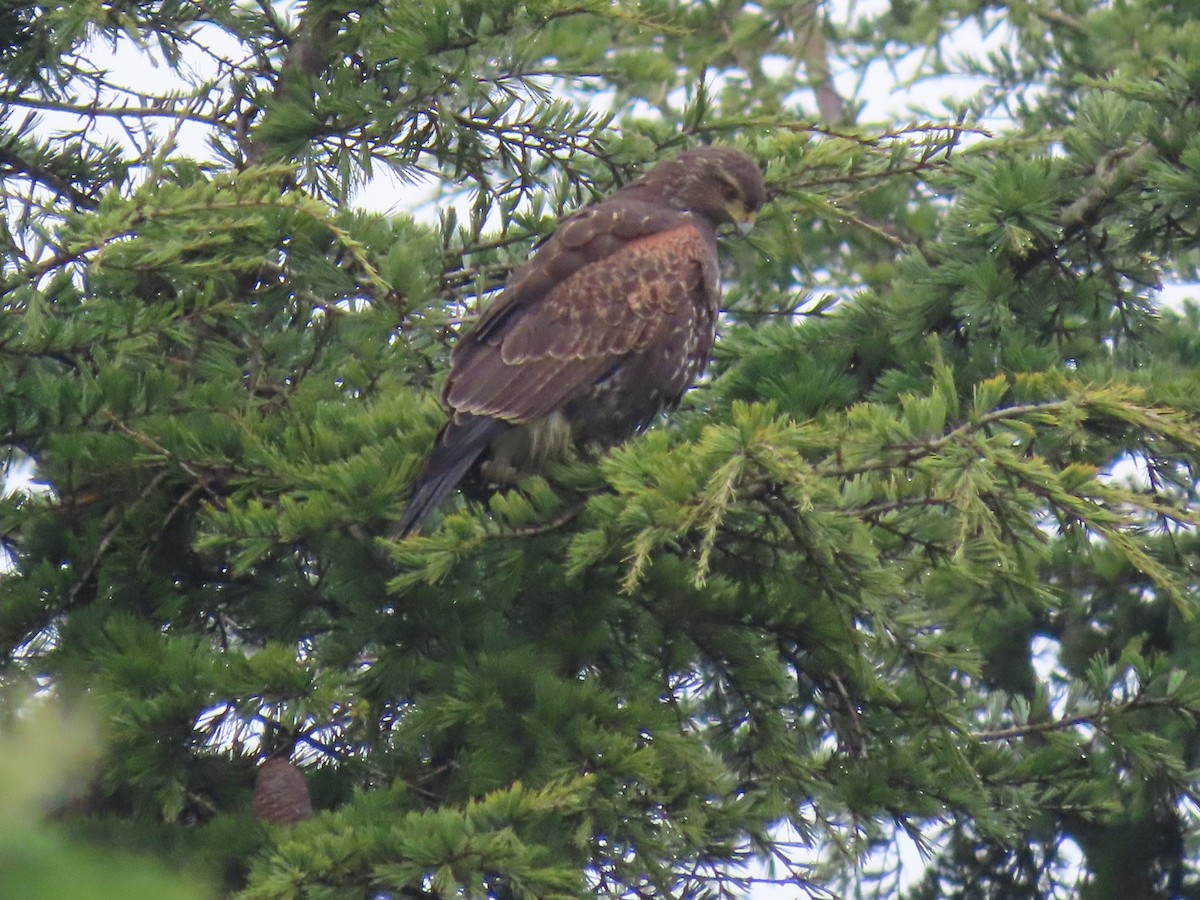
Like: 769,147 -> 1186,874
0,146 -> 97,209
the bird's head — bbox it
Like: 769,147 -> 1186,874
630,146 -> 766,232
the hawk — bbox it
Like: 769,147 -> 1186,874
395,146 -> 765,536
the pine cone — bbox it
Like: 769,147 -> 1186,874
253,757 -> 313,824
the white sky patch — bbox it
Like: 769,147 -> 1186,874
1,456 -> 41,573
1,454 -> 36,498
1159,280 -> 1200,309
1106,453 -> 1153,490
743,809 -> 949,899
1031,634 -> 1074,721
826,2 -> 1021,127
1031,635 -> 1064,684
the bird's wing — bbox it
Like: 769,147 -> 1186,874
468,199 -> 680,341
445,213 -> 718,424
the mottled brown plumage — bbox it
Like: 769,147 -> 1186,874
396,147 -> 765,536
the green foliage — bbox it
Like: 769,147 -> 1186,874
241,778 -> 591,900
4,1 -> 1200,898
0,703 -> 215,899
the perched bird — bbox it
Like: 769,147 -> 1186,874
395,146 -> 765,536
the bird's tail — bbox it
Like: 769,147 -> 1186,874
392,414 -> 509,538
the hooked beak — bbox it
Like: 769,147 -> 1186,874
727,199 -> 757,235
722,199 -> 757,236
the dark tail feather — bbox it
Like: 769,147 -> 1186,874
392,415 -> 509,538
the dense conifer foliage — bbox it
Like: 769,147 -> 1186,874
3,2 -> 1200,896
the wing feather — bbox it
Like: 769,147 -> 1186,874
445,222 -> 715,424
466,200 -> 687,342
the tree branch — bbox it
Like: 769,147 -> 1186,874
788,0 -> 848,123
0,146 -> 97,209
0,92 -> 222,126
245,4 -> 340,165
974,694 -> 1186,743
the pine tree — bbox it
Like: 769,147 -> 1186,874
3,1 -> 1200,897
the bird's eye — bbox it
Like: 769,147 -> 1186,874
720,181 -> 740,202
